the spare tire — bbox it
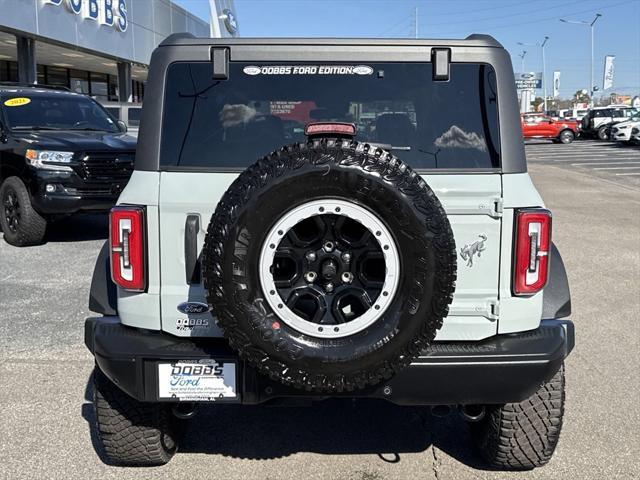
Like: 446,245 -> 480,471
202,138 -> 456,392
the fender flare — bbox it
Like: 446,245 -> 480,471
89,241 -> 118,315
542,242 -> 571,319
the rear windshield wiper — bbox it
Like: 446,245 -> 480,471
367,142 -> 412,152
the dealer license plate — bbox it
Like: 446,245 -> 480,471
158,360 -> 237,401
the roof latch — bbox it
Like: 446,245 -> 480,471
431,48 -> 451,81
211,47 -> 229,80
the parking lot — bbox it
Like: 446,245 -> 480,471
1,140 -> 639,480
526,139 -> 640,188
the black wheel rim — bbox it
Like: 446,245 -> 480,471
260,199 -> 400,338
271,213 -> 386,326
3,188 -> 21,233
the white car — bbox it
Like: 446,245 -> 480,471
610,118 -> 640,143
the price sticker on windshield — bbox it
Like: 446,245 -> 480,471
4,97 -> 31,107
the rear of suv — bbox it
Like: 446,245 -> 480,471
0,84 -> 136,246
85,34 -> 574,470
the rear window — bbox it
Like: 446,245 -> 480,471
160,62 -> 500,170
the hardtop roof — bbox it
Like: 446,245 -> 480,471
159,33 -> 502,49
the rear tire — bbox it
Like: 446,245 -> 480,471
0,176 -> 47,246
472,364 -> 565,470
558,130 -> 574,144
93,368 -> 179,466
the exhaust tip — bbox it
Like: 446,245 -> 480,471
172,402 -> 198,420
458,404 -> 486,422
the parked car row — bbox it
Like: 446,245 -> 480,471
524,105 -> 639,145
580,105 -> 639,141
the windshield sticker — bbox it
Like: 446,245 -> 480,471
4,97 -> 31,107
243,65 -> 374,76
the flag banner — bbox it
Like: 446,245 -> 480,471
603,55 -> 615,91
553,71 -> 561,97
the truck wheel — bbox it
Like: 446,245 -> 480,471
0,176 -> 47,246
558,130 -> 574,144
202,138 -> 457,393
93,368 -> 179,466
597,125 -> 609,141
472,364 -> 565,470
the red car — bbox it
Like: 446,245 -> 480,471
521,113 -> 580,144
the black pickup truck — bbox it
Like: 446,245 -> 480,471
0,84 -> 136,246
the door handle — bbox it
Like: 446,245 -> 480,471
185,215 -> 201,284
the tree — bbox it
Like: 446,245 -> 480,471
573,90 -> 590,104
532,97 -> 544,112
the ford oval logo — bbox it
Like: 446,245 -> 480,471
353,65 -> 374,75
177,302 -> 211,315
243,66 -> 261,76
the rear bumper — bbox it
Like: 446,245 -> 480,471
85,317 -> 574,406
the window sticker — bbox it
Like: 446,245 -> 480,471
4,97 -> 31,107
243,65 -> 374,76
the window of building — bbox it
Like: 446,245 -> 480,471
70,69 -> 89,95
37,65 -> 46,85
108,74 -> 118,101
47,66 -> 68,87
0,61 -> 18,82
90,72 -> 109,100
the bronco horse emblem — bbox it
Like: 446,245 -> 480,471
460,234 -> 487,267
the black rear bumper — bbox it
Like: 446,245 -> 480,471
85,317 -> 574,406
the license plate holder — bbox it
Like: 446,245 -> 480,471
157,359 -> 238,402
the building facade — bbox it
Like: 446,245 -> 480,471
0,0 -> 238,102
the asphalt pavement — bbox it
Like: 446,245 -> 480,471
525,138 -> 640,188
1,141 -> 639,480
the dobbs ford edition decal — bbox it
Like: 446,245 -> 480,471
243,65 -> 374,76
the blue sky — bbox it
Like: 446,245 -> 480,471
175,0 -> 640,98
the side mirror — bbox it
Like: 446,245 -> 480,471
117,120 -> 128,133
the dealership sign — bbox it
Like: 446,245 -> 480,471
515,72 -> 542,90
43,0 -> 128,32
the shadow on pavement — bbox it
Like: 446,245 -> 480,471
81,373 -> 489,469
46,214 -> 108,243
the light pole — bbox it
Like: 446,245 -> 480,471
560,14 -> 602,107
541,36 -> 549,112
518,36 -> 550,112
518,50 -> 527,72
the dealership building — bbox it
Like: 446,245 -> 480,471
0,0 -> 239,102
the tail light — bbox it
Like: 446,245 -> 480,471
513,209 -> 552,296
110,206 -> 146,292
305,122 -> 356,137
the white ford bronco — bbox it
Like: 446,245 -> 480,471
85,34 -> 574,470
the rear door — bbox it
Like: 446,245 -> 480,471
157,59 -> 503,341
